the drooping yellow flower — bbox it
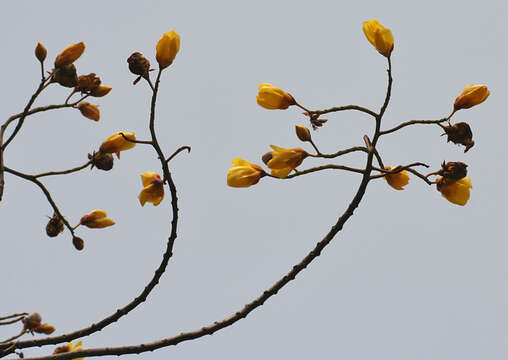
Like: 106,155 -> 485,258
453,84 -> 490,111
138,172 -> 164,206
79,209 -> 115,229
99,132 -> 136,159
436,176 -> 472,206
383,166 -> 410,190
267,145 -> 308,178
362,20 -> 394,57
156,29 -> 180,69
54,42 -> 85,68
77,102 -> 100,121
256,83 -> 295,110
53,340 -> 84,360
227,158 -> 265,188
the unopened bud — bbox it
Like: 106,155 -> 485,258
75,73 -> 101,93
77,102 -> 100,121
127,52 -> 150,77
46,213 -> 64,238
54,42 -> 85,68
72,236 -> 85,251
442,122 -> 474,153
262,152 -> 273,165
88,151 -> 114,171
53,345 -> 71,354
35,42 -> 47,63
34,323 -> 56,335
90,85 -> 112,97
52,64 -> 78,88
439,161 -> 468,181
295,125 -> 312,142
22,313 -> 42,331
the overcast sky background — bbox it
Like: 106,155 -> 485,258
1,0 -> 507,359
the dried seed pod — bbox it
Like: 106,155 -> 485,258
75,73 -> 101,93
72,236 -> 85,251
88,151 -> 114,171
22,313 -> 42,331
127,52 -> 150,77
439,161 -> 468,180
52,64 -> 78,88
442,122 -> 474,152
46,213 -> 64,238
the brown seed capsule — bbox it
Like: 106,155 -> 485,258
77,102 -> 100,121
90,85 -> 112,97
72,236 -> 85,251
46,213 -> 64,238
127,52 -> 150,77
88,151 -> 114,171
75,73 -> 101,93
442,122 -> 474,153
262,152 -> 273,165
439,161 -> 468,180
52,64 -> 78,88
35,42 -> 47,63
295,125 -> 312,142
22,313 -> 42,331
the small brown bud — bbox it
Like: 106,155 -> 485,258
52,64 -> 78,88
127,52 -> 150,77
53,345 -> 71,354
46,213 -> 64,238
295,125 -> 312,142
442,122 -> 474,153
75,73 -> 101,93
34,323 -> 56,335
54,42 -> 85,68
439,161 -> 468,181
35,42 -> 47,63
77,102 -> 100,121
22,313 -> 42,331
90,85 -> 112,97
88,151 -> 114,171
262,152 -> 273,165
72,236 -> 85,251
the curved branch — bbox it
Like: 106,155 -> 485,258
314,146 -> 368,159
286,164 -> 366,178
34,161 -> 92,178
310,105 -> 378,118
379,118 -> 448,136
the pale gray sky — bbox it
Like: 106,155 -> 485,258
1,0 -> 507,359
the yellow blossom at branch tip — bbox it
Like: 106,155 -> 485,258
256,83 -> 295,110
54,42 -> 85,68
436,176 -> 472,206
99,132 -> 136,159
227,158 -> 265,188
267,145 -> 308,179
156,29 -> 180,69
454,84 -> 490,111
138,172 -> 165,206
79,209 -> 115,229
362,20 -> 394,57
383,166 -> 410,190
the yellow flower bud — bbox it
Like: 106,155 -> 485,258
77,102 -> 100,121
156,29 -> 180,69
34,323 -> 56,335
79,209 -> 115,229
362,20 -> 394,57
436,176 -> 472,206
99,132 -> 136,159
257,83 -> 295,110
266,145 -> 308,178
138,172 -> 164,206
35,42 -> 47,62
227,158 -> 265,188
54,42 -> 85,68
453,84 -> 490,111
383,166 -> 410,190
90,85 -> 112,97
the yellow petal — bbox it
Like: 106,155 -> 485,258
438,177 -> 472,206
54,42 -> 85,67
384,167 -> 410,190
156,29 -> 180,69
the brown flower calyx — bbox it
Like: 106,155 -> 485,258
308,113 -> 328,130
441,122 -> 474,153
52,64 -> 78,88
72,236 -> 85,251
127,52 -> 150,84
88,151 -> 114,171
22,313 -> 42,332
262,152 -> 273,165
46,213 -> 64,237
75,73 -> 101,93
438,161 -> 468,180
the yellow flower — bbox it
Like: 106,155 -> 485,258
79,209 -> 115,229
138,172 -> 164,206
267,145 -> 308,178
54,42 -> 85,68
227,158 -> 265,188
156,29 -> 180,69
99,132 -> 136,159
257,83 -> 295,110
54,340 -> 84,360
383,166 -> 410,190
77,102 -> 100,121
362,20 -> 394,57
454,84 -> 490,111
436,176 -> 472,206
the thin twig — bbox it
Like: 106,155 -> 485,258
0,314 -> 27,322
165,146 -> 191,164
34,161 -> 92,178
286,164 -> 366,178
314,146 -> 368,159
379,118 -> 448,136
0,330 -> 26,344
0,318 -> 24,326
119,133 -> 153,145
310,105 -> 378,118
